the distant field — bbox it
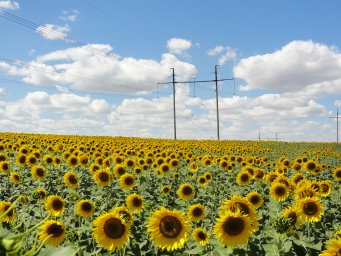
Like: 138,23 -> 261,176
0,133 -> 340,255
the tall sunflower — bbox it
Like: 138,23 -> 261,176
92,212 -> 130,251
177,183 -> 195,201
64,171 -> 79,189
319,180 -> 332,197
126,194 -> 143,213
246,191 -> 264,209
192,227 -> 209,246
93,169 -> 113,187
9,172 -> 21,185
298,197 -> 323,223
31,166 -> 47,181
213,210 -> 252,248
0,161 -> 10,174
147,207 -> 189,252
236,170 -> 251,186
75,199 -> 94,218
282,205 -> 301,227
119,173 -> 135,190
333,167 -> 341,181
45,195 -> 65,216
0,201 -> 16,223
39,220 -> 66,247
187,203 -> 206,222
113,164 -> 126,177
270,182 -> 290,202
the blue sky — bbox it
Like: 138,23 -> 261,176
0,0 -> 340,141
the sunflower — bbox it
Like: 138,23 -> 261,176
147,207 -> 189,252
9,172 -> 21,184
66,155 -> 78,168
197,176 -> 207,187
333,167 -> 341,181
291,162 -> 302,172
335,229 -> 341,240
204,172 -> 212,182
64,171 -> 79,189
45,195 -> 65,216
282,205 -> 301,227
89,163 -> 100,175
298,197 -> 323,222
35,187 -> 47,202
119,173 -> 135,190
0,202 -> 16,223
124,158 -> 135,169
75,199 -> 94,218
177,183 -> 195,201
270,182 -> 290,202
15,154 -> 26,167
126,194 -> 143,213
134,167 -> 142,175
236,170 -> 251,186
266,172 -> 278,184
39,220 -> 66,247
292,173 -> 305,184
294,185 -> 317,201
319,180 -> 332,197
169,159 -> 179,169
213,210 -> 252,248
113,164 -> 126,177
31,166 -> 47,181
192,227 -> 209,246
112,206 -> 133,226
160,163 -> 171,175
246,191 -> 264,209
161,185 -> 171,195
189,162 -> 198,172
219,195 -> 259,233
187,203 -> 206,222
304,160 -> 316,172
254,168 -> 265,181
93,169 -> 113,187
43,155 -> 54,166
78,154 -> 89,166
54,156 -> 61,166
319,238 -> 341,256
26,153 -> 38,166
0,161 -> 10,174
92,212 -> 130,251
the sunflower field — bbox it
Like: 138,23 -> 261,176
0,132 -> 340,256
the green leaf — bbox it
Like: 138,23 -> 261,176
283,240 -> 292,253
185,246 -> 204,255
40,246 -> 78,256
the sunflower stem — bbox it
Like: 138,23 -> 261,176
8,215 -> 50,240
0,195 -> 22,221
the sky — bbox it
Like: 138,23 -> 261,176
0,0 -> 341,142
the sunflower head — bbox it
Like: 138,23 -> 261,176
31,166 -> 46,181
213,210 -> 252,248
112,206 -> 133,226
270,182 -> 290,202
0,202 -> 16,223
161,185 -> 171,195
246,191 -> 264,209
94,169 -> 113,187
236,170 -> 251,186
119,173 -> 135,190
92,212 -> 130,251
282,205 -> 301,227
177,183 -> 195,201
113,164 -> 126,177
39,220 -> 66,247
298,197 -> 323,223
9,172 -> 21,185
192,227 -> 209,246
0,161 -> 10,174
333,167 -> 341,181
126,194 -> 143,213
45,195 -> 65,217
76,199 -> 94,218
147,207 -> 189,252
197,176 -> 207,186
64,172 -> 79,189
187,203 -> 206,222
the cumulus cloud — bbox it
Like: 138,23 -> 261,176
36,24 -> 71,40
207,45 -> 236,65
167,38 -> 192,55
234,40 -> 341,92
0,0 -> 19,10
59,9 -> 79,22
0,44 -> 197,94
335,100 -> 341,107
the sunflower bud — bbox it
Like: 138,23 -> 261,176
272,217 -> 292,234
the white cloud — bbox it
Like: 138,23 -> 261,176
59,10 -> 79,22
167,38 -> 192,55
218,47 -> 236,65
234,40 -> 341,92
335,100 -> 341,107
0,88 -> 5,97
36,24 -> 71,40
0,44 -> 197,94
0,0 -> 19,10
207,46 -> 225,56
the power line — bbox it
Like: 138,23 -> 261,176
0,10 -> 170,79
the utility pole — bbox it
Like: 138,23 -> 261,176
215,65 -> 220,140
329,108 -> 339,144
157,67 -> 234,140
